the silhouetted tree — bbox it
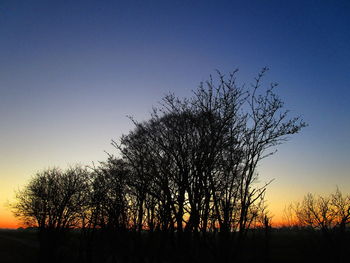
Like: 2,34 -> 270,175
12,68 -> 307,263
294,189 -> 350,235
292,189 -> 350,262
115,68 -> 306,239
88,157 -> 130,230
13,166 -> 90,230
13,165 -> 90,262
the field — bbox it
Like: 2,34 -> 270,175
0,229 -> 39,263
0,228 -> 349,263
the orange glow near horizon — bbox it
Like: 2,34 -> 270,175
0,221 -> 20,229
0,215 -> 22,229
0,210 -> 290,230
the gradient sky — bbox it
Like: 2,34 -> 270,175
1,0 -> 349,228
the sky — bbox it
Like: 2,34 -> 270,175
0,0 -> 349,228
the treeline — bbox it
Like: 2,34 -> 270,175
13,68 -> 305,235
12,69 -> 307,262
284,189 -> 350,238
276,190 -> 350,263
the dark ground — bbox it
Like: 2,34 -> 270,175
0,228 -> 348,263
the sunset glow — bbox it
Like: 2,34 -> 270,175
1,1 -> 349,230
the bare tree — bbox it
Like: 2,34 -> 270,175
13,166 -> 90,230
11,68 -> 307,263
291,188 -> 350,262
114,68 -> 305,238
294,189 -> 350,234
330,188 -> 350,233
88,157 -> 130,230
12,165 -> 90,262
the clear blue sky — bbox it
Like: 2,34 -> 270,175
1,0 -> 349,226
